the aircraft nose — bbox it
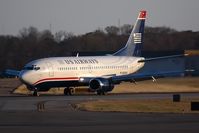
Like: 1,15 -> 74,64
19,71 -> 31,85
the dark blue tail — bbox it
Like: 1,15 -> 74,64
113,10 -> 146,57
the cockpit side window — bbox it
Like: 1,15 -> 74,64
23,65 -> 40,70
23,66 -> 34,70
34,66 -> 40,70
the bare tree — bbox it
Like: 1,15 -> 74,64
120,24 -> 132,35
39,30 -> 54,41
54,31 -> 74,43
105,26 -> 119,35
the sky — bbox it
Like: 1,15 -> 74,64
0,0 -> 199,35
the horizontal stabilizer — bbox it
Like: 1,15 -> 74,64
4,69 -> 20,77
138,54 -> 188,63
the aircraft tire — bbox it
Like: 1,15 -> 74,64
69,88 -> 75,96
64,88 -> 74,96
64,88 -> 69,95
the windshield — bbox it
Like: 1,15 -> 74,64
23,65 -> 40,70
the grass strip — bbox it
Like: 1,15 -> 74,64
76,99 -> 199,113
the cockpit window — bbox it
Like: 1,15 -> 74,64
23,65 -> 40,70
34,66 -> 40,70
23,66 -> 34,70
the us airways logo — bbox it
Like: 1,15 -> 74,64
133,33 -> 142,43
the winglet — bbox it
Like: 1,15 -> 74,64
138,10 -> 147,19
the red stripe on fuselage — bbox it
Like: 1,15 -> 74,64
33,77 -> 80,86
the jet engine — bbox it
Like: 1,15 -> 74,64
89,78 -> 114,93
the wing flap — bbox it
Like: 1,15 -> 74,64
112,70 -> 186,83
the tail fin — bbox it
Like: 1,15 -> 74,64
113,10 -> 146,57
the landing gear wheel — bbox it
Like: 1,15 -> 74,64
64,87 -> 74,96
64,88 -> 69,95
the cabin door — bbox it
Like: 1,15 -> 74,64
46,62 -> 54,77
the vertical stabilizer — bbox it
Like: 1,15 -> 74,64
113,10 -> 146,56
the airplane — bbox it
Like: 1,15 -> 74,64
5,10 -> 187,96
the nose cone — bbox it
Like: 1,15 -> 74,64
19,71 -> 32,85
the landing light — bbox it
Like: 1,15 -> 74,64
80,78 -> 84,81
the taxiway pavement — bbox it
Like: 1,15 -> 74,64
0,94 -> 199,133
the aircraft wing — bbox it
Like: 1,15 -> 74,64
79,70 -> 186,85
113,56 -> 187,83
112,70 -> 185,83
4,69 -> 20,77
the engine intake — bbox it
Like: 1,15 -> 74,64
89,78 -> 114,92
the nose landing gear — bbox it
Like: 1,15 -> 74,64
33,88 -> 39,96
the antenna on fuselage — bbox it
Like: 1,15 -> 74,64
76,53 -> 79,57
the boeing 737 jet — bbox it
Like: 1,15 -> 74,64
6,11 -> 186,96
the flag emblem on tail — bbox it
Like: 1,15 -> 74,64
133,33 -> 142,43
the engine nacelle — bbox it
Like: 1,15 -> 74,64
89,78 -> 114,92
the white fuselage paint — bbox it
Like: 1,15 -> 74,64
20,56 -> 145,86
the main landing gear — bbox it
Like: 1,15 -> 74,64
64,87 -> 75,96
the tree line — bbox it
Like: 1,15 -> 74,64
0,25 -> 199,72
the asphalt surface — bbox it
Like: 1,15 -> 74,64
0,94 -> 199,133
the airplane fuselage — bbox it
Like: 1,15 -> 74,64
20,56 -> 145,90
